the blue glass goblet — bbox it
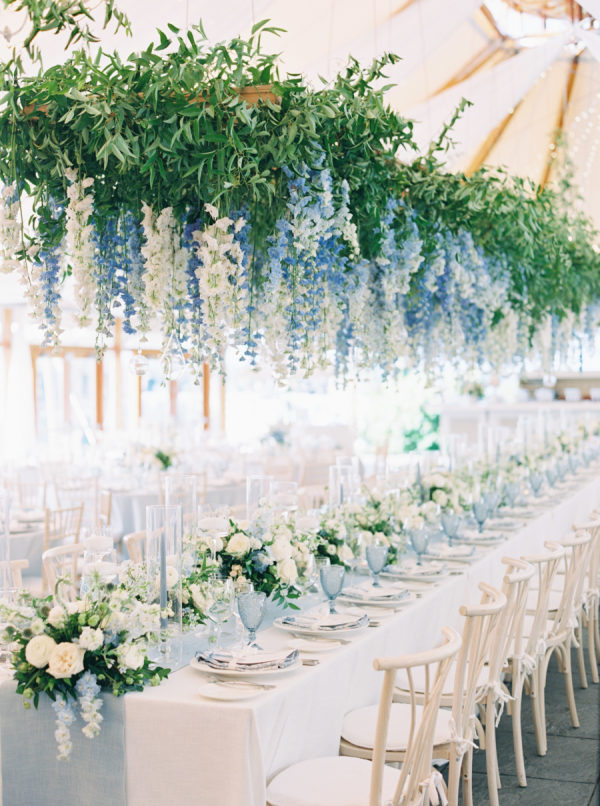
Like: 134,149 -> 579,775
472,499 -> 489,533
441,511 -> 461,546
409,527 -> 429,566
237,590 -> 266,651
319,564 -> 345,614
365,544 -> 388,587
529,471 -> 544,498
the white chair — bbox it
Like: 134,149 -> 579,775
339,583 -> 506,806
43,504 -> 84,592
99,489 -> 112,529
0,559 -> 29,588
124,530 -> 145,563
572,519 -> 600,684
267,626 -> 462,806
55,477 -> 98,530
477,557 -> 534,806
42,543 -> 85,601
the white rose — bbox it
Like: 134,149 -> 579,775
373,531 -> 389,545
249,537 -> 262,550
432,490 -> 448,508
118,643 -> 145,670
271,538 -> 293,562
66,601 -> 85,615
338,544 -> 354,563
421,502 -> 438,521
278,558 -> 298,585
30,618 -> 45,636
166,566 -> 179,589
226,532 -> 251,557
360,531 -> 374,546
276,526 -> 293,542
79,627 -> 104,652
337,524 -> 347,540
410,515 -> 425,530
47,642 -> 85,679
295,515 -> 318,531
25,635 -> 57,668
189,584 -> 210,612
47,606 -> 67,628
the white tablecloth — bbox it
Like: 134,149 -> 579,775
121,471 -> 600,806
2,471 -> 599,806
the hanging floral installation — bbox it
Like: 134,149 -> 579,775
0,21 -> 599,379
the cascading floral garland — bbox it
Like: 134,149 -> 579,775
0,23 -> 599,379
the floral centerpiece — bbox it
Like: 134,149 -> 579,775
348,495 -> 406,565
0,585 -> 170,760
420,471 -> 467,513
194,511 -> 310,608
314,509 -> 354,566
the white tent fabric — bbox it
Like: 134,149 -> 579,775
407,30 -> 570,162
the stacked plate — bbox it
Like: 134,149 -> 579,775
453,530 -> 505,546
382,560 -> 449,583
191,647 -> 300,678
338,583 -> 411,608
275,609 -> 369,637
425,544 -> 476,561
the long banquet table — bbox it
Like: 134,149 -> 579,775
2,470 -> 600,806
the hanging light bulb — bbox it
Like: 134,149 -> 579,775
161,333 -> 187,381
129,348 -> 149,377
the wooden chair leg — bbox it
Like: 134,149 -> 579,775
589,609 -> 599,684
563,642 -> 580,728
576,618 -> 588,689
511,676 -> 527,787
532,659 -> 548,757
485,695 -> 500,806
447,755 -> 462,806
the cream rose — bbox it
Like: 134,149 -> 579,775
166,565 -> 179,589
278,558 -> 298,585
270,537 -> 293,562
189,583 -> 210,612
47,642 -> 85,679
25,635 -> 57,668
338,544 -> 354,563
432,490 -> 448,508
118,643 -> 145,670
226,532 -> 251,557
47,606 -> 66,628
79,626 -> 104,652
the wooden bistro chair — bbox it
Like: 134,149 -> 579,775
124,530 -> 146,563
267,627 -> 462,806
339,583 -> 506,806
42,543 -> 85,602
42,504 -> 84,593
572,519 -> 600,684
0,559 -> 30,589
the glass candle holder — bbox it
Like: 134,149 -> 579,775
146,504 -> 183,655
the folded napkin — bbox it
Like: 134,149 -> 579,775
394,560 -> 447,576
196,648 -> 299,671
280,612 -> 365,631
343,584 -> 403,601
426,544 -> 474,559
460,530 -> 504,542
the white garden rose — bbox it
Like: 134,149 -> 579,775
249,537 -> 262,550
79,627 -> 104,652
165,565 -> 179,589
118,643 -> 145,670
432,490 -> 448,508
338,544 -> 354,563
189,583 -> 210,612
270,537 -> 293,562
66,600 -> 86,615
47,642 -> 85,679
25,634 -> 57,668
47,606 -> 66,628
277,558 -> 298,585
226,532 -> 251,557
421,502 -> 438,521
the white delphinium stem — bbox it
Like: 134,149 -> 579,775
75,671 -> 104,739
0,182 -> 22,273
52,697 -> 76,760
64,168 -> 96,325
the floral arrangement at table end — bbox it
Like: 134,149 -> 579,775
0,583 -> 170,760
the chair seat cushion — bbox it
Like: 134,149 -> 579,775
266,755 -> 401,806
342,703 -> 455,752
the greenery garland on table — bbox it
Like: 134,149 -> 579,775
0,21 -> 598,379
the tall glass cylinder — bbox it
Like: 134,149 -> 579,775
163,474 -> 197,530
146,505 -> 183,655
329,465 -> 355,508
246,475 -> 272,520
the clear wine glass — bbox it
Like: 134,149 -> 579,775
472,499 -> 489,533
319,564 -> 345,613
237,590 -> 266,651
365,544 -> 388,587
408,527 -> 429,566
440,511 -> 461,546
207,575 -> 235,649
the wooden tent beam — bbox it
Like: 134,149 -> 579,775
435,38 -> 506,96
540,53 -> 579,189
464,97 -> 524,176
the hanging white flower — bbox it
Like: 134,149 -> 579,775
64,168 -> 97,325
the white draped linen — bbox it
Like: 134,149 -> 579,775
2,472 -> 599,806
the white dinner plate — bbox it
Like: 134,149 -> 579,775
338,588 -> 411,607
274,612 -> 369,638
198,681 -> 266,701
382,562 -> 449,584
190,655 -> 301,678
425,544 -> 475,560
